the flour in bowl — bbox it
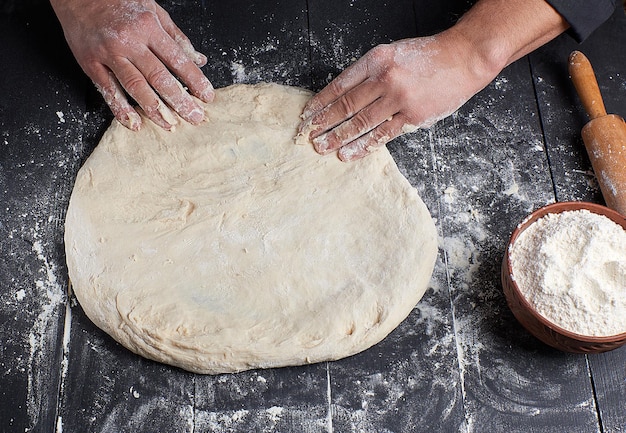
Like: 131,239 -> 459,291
510,209 -> 626,336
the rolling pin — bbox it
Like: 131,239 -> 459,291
569,50 -> 626,215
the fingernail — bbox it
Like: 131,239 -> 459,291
194,51 -> 208,66
339,141 -> 378,162
199,80 -> 215,103
297,117 -> 311,135
117,111 -> 142,131
301,104 -> 314,120
157,102 -> 179,128
302,99 -> 323,120
338,147 -> 352,161
338,145 -> 360,162
188,106 -> 205,124
125,111 -> 142,131
313,135 -> 331,154
401,123 -> 418,133
302,108 -> 314,120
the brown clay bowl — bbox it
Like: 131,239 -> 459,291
501,201 -> 626,353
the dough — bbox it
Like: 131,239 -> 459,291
64,83 -> 438,374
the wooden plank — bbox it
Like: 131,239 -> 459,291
58,304 -> 197,433
326,294 -> 465,432
529,7 -> 626,433
413,0 -> 473,36
56,2 -> 330,432
186,0 -> 312,89
0,3 -> 88,432
2,0 -> 623,431
305,1 -> 469,431
306,0 -> 418,90
53,1 -> 200,430
182,3 -> 332,431
588,348 -> 626,433
193,364 -> 329,432
433,55 -> 601,430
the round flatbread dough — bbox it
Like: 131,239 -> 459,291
64,83 -> 438,374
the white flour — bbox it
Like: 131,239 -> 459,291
510,209 -> 626,337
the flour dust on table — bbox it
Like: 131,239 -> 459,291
64,83 -> 438,374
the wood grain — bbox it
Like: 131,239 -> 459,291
1,2 -> 625,432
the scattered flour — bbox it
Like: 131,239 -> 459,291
510,209 -> 626,336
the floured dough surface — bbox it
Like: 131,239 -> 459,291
64,83 -> 438,374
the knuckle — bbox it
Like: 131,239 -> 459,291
405,110 -> 423,126
337,93 -> 359,117
134,9 -> 160,27
379,66 -> 402,85
146,68 -> 175,89
122,73 -> 146,96
404,108 -> 430,128
327,78 -> 346,98
80,61 -> 101,80
364,44 -> 393,73
367,44 -> 391,62
154,4 -> 172,21
372,124 -> 393,145
349,112 -> 370,135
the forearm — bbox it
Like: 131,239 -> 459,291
446,0 -> 569,81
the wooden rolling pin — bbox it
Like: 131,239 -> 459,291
569,50 -> 626,215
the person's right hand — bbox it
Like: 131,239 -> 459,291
50,0 -> 215,131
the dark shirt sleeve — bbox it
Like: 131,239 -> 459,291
546,0 -> 619,42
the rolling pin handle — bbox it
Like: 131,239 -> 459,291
568,50 -> 607,120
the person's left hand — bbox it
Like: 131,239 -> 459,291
298,35 -> 493,161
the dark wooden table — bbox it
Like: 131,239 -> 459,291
1,1 -> 625,432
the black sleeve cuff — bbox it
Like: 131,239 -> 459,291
545,0 -> 619,42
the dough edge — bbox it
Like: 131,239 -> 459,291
64,82 -> 438,374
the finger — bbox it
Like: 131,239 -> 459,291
154,4 -> 208,67
149,32 -> 214,104
338,114 -> 410,162
130,47 -> 206,125
90,65 -> 142,131
312,96 -> 396,154
110,56 -> 178,130
300,79 -> 382,141
302,59 -> 369,119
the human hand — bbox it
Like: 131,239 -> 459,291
50,0 -> 215,131
298,34 -> 495,161
299,0 -> 570,162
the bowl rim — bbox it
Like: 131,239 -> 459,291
505,200 -> 626,342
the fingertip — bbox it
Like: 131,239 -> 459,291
193,51 -> 208,67
337,145 -> 358,162
302,101 -> 322,120
201,88 -> 215,103
198,80 -> 215,103
97,78 -> 142,131
312,134 -> 333,155
338,146 -> 366,162
124,111 -> 143,131
297,117 -> 313,136
141,103 -> 176,131
337,139 -> 379,162
187,105 -> 205,125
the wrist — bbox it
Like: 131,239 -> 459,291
447,16 -> 511,81
434,25 -> 504,98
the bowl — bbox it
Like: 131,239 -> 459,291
501,201 -> 626,353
